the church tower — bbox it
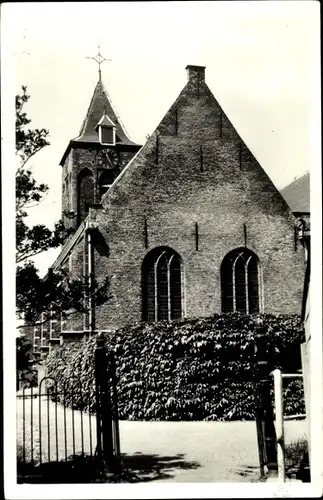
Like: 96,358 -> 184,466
59,64 -> 141,233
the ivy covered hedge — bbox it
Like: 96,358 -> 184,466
46,313 -> 305,421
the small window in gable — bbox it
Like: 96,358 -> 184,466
100,126 -> 115,145
96,115 -> 117,146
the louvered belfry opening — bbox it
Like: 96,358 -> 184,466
77,168 -> 94,225
99,170 -> 114,199
221,248 -> 260,314
142,247 -> 182,322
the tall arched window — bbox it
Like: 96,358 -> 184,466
99,170 -> 114,199
142,247 -> 182,322
77,168 -> 94,224
221,248 -> 261,314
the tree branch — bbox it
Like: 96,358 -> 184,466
19,146 -> 48,170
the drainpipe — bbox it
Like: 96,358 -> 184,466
85,221 -> 97,336
88,228 -> 94,335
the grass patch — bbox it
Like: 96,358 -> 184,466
284,437 -> 310,482
285,437 -> 308,467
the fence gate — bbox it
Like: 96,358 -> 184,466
16,335 -> 120,482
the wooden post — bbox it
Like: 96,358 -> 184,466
95,335 -> 103,457
253,321 -> 278,475
95,334 -> 114,467
253,359 -> 265,478
272,369 -> 285,482
301,341 -> 311,468
109,351 -> 121,460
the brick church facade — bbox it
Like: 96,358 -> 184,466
35,65 -> 307,346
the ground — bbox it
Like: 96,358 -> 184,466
16,389 -> 308,483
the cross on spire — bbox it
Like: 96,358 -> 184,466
86,46 -> 111,81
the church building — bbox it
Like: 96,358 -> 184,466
37,64 -> 307,345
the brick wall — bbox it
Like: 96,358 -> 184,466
61,146 -> 139,231
64,66 -> 305,333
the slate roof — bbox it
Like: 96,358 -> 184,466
280,172 -> 310,213
74,79 -> 138,146
60,79 -> 140,165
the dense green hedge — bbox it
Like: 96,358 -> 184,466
46,313 -> 305,421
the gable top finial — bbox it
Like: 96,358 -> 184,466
86,45 -> 111,81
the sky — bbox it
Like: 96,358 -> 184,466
2,0 -> 320,275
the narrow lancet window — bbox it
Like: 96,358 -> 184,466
221,248 -> 261,314
142,247 -> 182,322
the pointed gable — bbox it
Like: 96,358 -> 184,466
55,63 -> 306,334
103,65 -> 291,222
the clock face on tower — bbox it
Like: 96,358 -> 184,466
96,149 -> 120,169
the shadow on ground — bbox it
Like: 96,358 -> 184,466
17,455 -> 113,484
121,452 -> 201,482
235,465 -> 262,482
17,452 -> 201,483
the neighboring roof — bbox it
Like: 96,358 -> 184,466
280,172 -> 310,213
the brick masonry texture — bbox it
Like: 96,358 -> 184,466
62,66 -> 306,333
61,146 -> 139,230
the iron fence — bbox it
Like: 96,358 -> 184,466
17,342 -> 120,481
17,376 -> 97,466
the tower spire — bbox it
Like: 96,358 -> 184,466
86,46 -> 111,81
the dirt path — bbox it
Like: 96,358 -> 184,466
118,420 -> 307,482
17,393 -> 307,483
